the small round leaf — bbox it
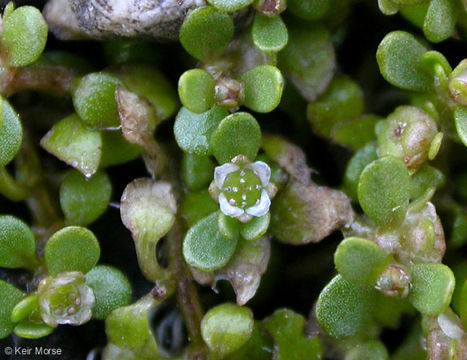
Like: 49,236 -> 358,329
358,156 -> 411,227
0,215 -> 36,269
0,280 -> 25,339
182,153 -> 215,191
174,106 -> 228,155
0,6 -> 48,67
240,65 -> 284,113
201,303 -> 254,357
334,237 -> 390,286
423,0 -> 456,43
73,72 -> 122,129
376,31 -> 431,91
40,114 -> 102,178
183,212 -> 237,271
178,69 -> 215,114
85,265 -> 132,320
212,112 -> 261,163
60,170 -> 112,226
343,143 -> 378,200
180,7 -> 234,62
454,106 -> 467,148
207,0 -> 254,11
315,275 -> 375,339
408,263 -> 455,316
252,14 -> 288,53
0,98 -> 23,167
240,213 -> 270,241
45,226 -> 100,276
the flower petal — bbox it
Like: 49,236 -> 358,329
249,161 -> 271,186
214,163 -> 239,189
246,190 -> 271,217
219,193 -> 244,217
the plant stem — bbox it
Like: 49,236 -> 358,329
0,166 -> 29,201
167,217 -> 208,360
155,146 -> 208,360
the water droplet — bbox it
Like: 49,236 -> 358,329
233,187 -> 238,193
239,170 -> 245,177
241,202 -> 247,208
240,178 -> 245,184
241,194 -> 247,200
229,199 -> 236,205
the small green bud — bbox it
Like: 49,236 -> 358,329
376,106 -> 438,173
38,272 -> 95,327
214,77 -> 245,110
201,303 -> 254,357
449,59 -> 467,106
375,265 -> 411,298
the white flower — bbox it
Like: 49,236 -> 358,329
214,155 -> 272,223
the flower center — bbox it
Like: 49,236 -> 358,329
222,168 -> 262,209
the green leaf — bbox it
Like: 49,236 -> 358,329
180,7 -> 234,62
307,76 -> 364,138
182,190 -> 219,227
343,143 -> 378,200
0,215 -> 37,269
408,263 -> 455,316
0,280 -> 25,339
226,322 -> 273,360
212,112 -> 261,163
358,156 -> 411,227
378,0 -> 399,15
0,98 -> 23,167
60,170 -> 112,226
218,212 -> 241,241
240,213 -> 270,241
316,275 -> 375,339
331,115 -> 379,150
183,212 -> 238,271
182,153 -> 215,191
423,0 -> 456,43
201,303 -> 254,358
106,295 -> 158,351
72,72 -> 122,129
120,179 -> 176,282
85,265 -> 132,320
13,319 -> 54,339
174,106 -> 228,156
0,6 -> 48,67
251,15 -> 288,53
116,64 -> 178,121
346,340 -> 389,360
240,65 -> 284,113
207,0 -> 254,12
178,69 -> 215,114
40,113 -> 102,178
410,164 -> 445,199
100,131 -> 143,167
376,31 -> 431,91
279,25 -> 335,102
45,226 -> 100,276
10,294 -> 38,324
454,106 -> 467,147
262,309 -> 322,360
334,237 -> 390,286
287,0 -> 331,21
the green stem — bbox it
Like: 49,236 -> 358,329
0,166 -> 30,201
154,147 -> 208,360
